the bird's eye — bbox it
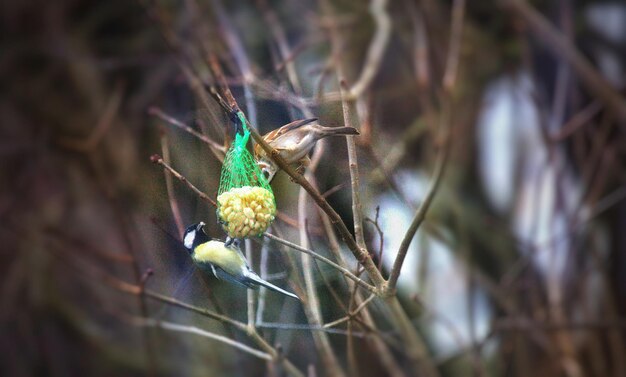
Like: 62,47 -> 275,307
262,169 -> 271,180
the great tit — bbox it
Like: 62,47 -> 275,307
183,222 -> 299,300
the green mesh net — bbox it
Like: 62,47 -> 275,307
217,112 -> 276,238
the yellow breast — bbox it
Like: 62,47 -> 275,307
193,240 -> 246,276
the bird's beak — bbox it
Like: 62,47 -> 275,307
196,222 -> 205,231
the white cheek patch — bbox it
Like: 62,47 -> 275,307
183,231 -> 195,249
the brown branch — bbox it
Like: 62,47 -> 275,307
317,205 -> 407,377
149,106 -> 225,155
160,132 -> 185,238
365,206 -> 385,272
340,80 -> 368,252
550,101 -> 603,142
150,154 -> 217,207
257,0 -> 303,95
501,0 -> 626,123
385,127 -> 450,292
442,0 -> 465,92
348,0 -> 391,98
262,233 -> 376,294
385,0 -> 463,294
130,317 -> 272,360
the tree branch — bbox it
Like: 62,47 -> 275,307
262,233 -> 377,294
150,154 -> 218,207
131,317 -> 273,361
501,0 -> 626,123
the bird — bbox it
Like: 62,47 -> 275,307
183,222 -> 299,300
253,118 -> 359,182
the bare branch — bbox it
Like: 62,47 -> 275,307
348,0 -> 391,98
263,233 -> 377,294
131,317 -> 273,360
340,80 -> 367,252
150,154 -> 218,207
385,126 -> 450,291
149,106 -> 225,155
160,132 -> 185,238
386,0 -> 463,293
442,0 -> 466,92
245,239 -> 256,329
501,0 -> 626,123
255,239 -> 270,325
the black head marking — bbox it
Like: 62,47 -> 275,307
183,222 -> 211,253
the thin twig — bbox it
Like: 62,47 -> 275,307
131,317 -> 273,360
306,221 -> 351,314
210,0 -> 258,124
550,101 -> 603,142
348,0 -> 391,98
149,106 -> 225,154
256,323 -> 374,337
257,0 -> 303,95
442,0 -> 465,92
160,132 -> 185,237
245,239 -> 256,329
322,293 -> 377,329
501,0 -> 626,123
340,80 -> 367,252
263,233 -> 376,294
298,182 -> 346,377
365,206 -> 385,272
150,154 -> 217,207
385,127 -> 450,291
255,239 -> 270,325
386,0 -> 463,293
317,206 -> 408,377
339,83 -> 366,372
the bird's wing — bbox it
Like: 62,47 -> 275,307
254,118 -> 318,158
213,266 -> 249,288
274,118 -> 318,136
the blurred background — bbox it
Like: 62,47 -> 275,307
2,0 -> 626,376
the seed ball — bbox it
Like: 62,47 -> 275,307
217,185 -> 276,238
243,207 -> 255,219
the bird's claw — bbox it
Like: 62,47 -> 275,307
224,236 -> 240,248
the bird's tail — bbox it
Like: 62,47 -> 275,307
320,126 -> 360,136
245,271 -> 300,300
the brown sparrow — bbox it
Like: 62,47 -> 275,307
254,118 -> 359,182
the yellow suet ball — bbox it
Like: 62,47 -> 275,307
217,186 -> 276,238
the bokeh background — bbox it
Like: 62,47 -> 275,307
2,0 -> 626,376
